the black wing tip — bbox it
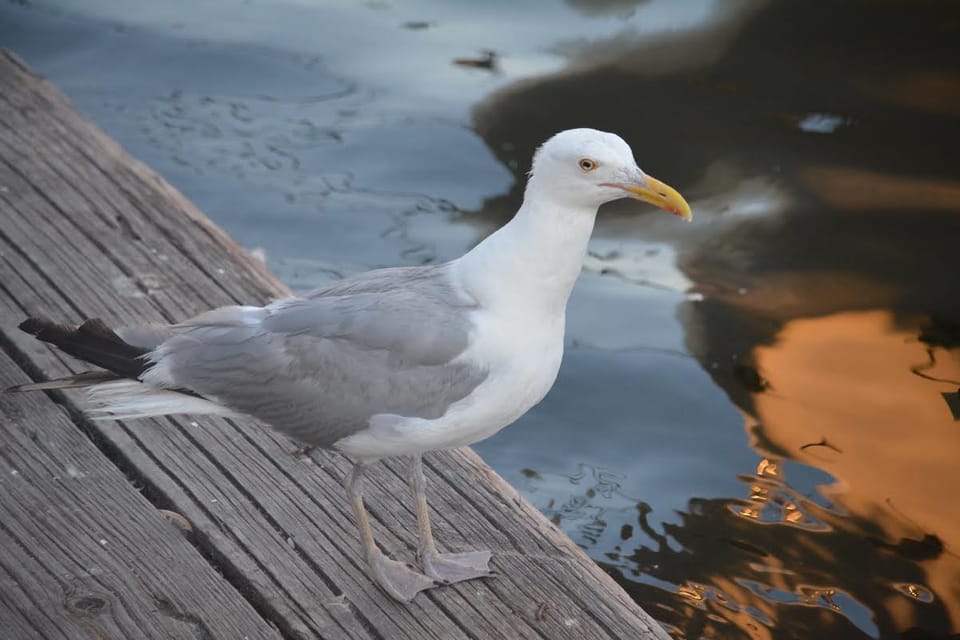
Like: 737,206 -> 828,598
19,316 -> 115,337
19,316 -> 119,344
15,315 -> 149,379
78,318 -> 120,339
19,316 -> 56,336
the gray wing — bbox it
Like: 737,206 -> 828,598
150,264 -> 486,447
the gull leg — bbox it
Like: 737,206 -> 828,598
345,462 -> 436,601
408,454 -> 493,584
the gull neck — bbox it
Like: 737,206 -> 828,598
455,193 -> 599,315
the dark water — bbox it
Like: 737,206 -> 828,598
3,1 -> 959,638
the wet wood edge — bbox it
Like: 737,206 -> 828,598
0,48 -> 670,640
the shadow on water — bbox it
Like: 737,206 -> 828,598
3,0 -> 960,638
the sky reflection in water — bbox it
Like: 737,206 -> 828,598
2,0 -> 959,638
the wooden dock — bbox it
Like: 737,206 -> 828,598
0,50 -> 669,640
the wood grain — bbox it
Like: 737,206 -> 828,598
0,49 -> 670,639
0,349 -> 283,640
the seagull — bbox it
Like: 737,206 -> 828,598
7,128 -> 691,601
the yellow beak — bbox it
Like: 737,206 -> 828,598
614,175 -> 693,221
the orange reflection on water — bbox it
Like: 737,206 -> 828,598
749,310 -> 960,632
800,166 -> 960,214
868,70 -> 960,118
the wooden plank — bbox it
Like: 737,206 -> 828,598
0,49 -> 669,640
0,349 -> 284,640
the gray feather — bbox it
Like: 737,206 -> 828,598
152,264 -> 487,447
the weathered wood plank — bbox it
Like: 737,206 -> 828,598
0,49 -> 669,640
0,350 -> 284,640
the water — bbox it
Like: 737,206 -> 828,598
3,1 -> 959,638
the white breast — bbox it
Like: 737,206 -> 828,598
445,307 -> 566,443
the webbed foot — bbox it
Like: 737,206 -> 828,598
421,549 -> 494,584
369,551 -> 437,602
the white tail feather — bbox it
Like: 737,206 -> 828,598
87,380 -> 239,421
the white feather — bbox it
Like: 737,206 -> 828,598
86,380 -> 238,421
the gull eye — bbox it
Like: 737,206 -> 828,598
578,158 -> 597,172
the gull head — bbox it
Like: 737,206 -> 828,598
528,128 -> 692,221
